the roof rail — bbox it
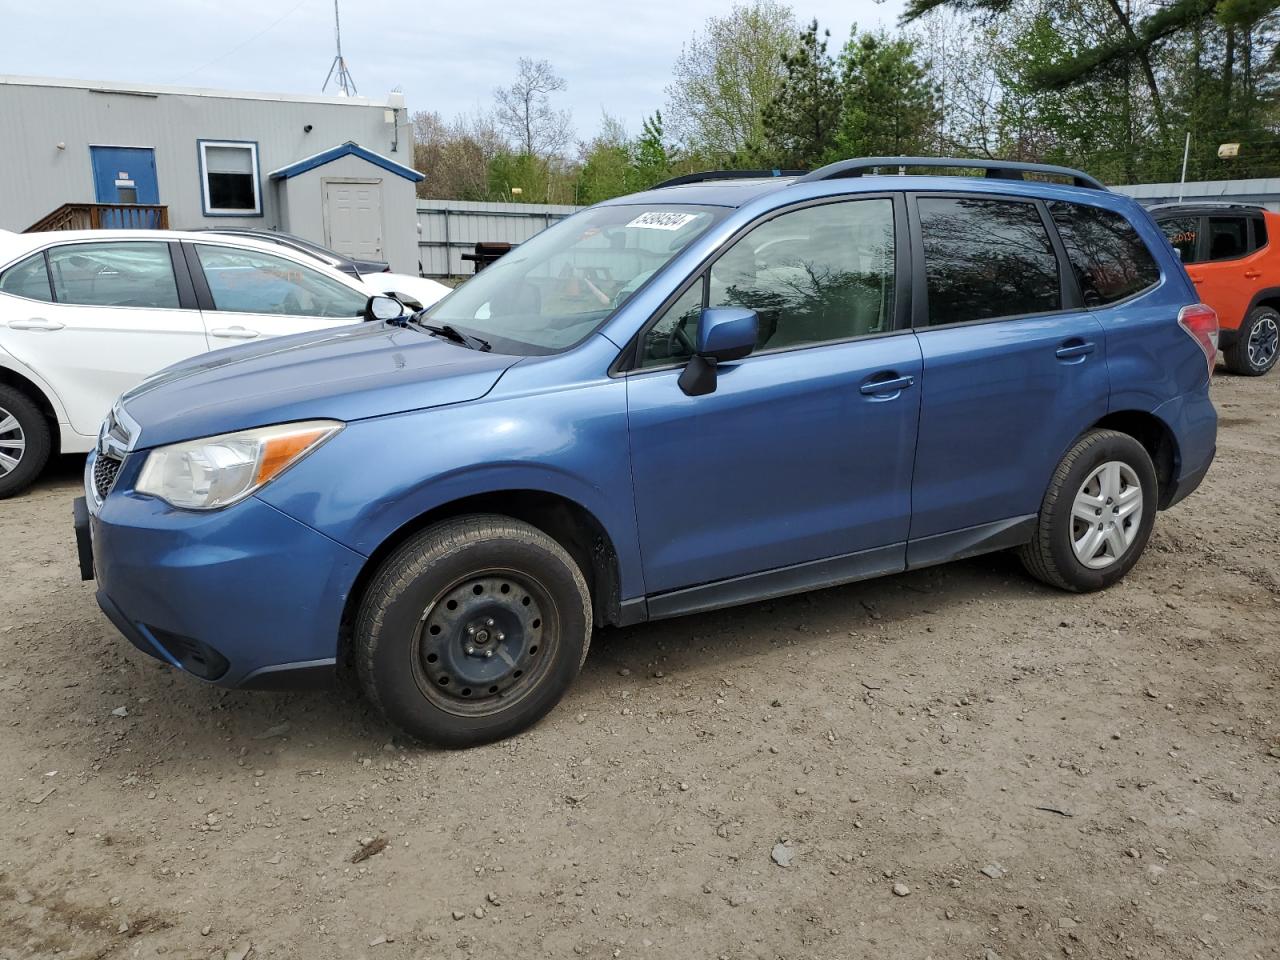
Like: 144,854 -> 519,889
653,169 -> 806,189
1146,201 -> 1265,212
798,157 -> 1107,190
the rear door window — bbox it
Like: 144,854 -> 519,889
1048,202 -> 1160,306
1207,217 -> 1248,260
1157,216 -> 1200,263
0,253 -> 54,302
916,196 -> 1061,325
46,242 -> 181,308
1252,216 -> 1268,251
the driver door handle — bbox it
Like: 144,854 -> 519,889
210,326 -> 260,340
9,317 -> 64,331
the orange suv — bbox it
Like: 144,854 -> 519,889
1153,203 -> 1280,375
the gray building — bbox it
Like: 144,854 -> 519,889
0,75 -> 423,272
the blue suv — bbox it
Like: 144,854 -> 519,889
75,157 -> 1218,747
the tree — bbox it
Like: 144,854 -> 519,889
631,112 -> 673,188
412,109 -> 506,201
763,19 -> 843,167
665,1 -> 797,163
837,29 -> 940,157
578,114 -> 632,205
494,57 -> 573,158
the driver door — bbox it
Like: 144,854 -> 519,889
624,196 -> 922,597
184,241 -> 369,345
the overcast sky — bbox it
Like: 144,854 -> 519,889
3,0 -> 906,141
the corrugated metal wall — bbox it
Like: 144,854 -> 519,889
416,199 -> 581,277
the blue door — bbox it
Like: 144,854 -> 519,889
90,147 -> 160,227
626,196 -> 920,595
906,194 -> 1110,550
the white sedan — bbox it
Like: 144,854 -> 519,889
0,228 -> 449,497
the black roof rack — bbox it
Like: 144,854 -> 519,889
653,169 -> 806,189
1147,201 -> 1265,215
797,157 -> 1107,190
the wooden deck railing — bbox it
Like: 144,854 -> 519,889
26,203 -> 169,233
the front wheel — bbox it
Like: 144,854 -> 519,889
1019,429 -> 1158,592
355,515 -> 592,748
1223,306 -> 1280,376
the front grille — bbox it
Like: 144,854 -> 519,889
93,453 -> 122,501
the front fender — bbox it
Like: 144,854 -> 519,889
257,373 -> 645,599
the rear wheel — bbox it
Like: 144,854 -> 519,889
355,515 -> 592,748
1019,429 -> 1158,592
1223,306 -> 1280,376
0,385 -> 51,499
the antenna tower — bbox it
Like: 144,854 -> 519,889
322,0 -> 357,96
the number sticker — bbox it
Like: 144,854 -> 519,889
626,211 -> 699,231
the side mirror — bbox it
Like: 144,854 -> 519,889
678,307 -> 758,397
364,294 -> 407,323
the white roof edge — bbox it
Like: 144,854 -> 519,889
0,73 -> 399,108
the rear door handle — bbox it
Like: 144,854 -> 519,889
1055,341 -> 1096,360
1245,270 -> 1262,279
8,318 -> 64,331
209,326 -> 260,340
860,374 -> 915,397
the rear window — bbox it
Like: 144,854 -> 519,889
1049,202 -> 1160,306
917,196 -> 1061,325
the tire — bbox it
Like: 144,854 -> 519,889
1019,429 -> 1158,593
355,514 -> 592,748
0,384 -> 52,500
1223,306 -> 1280,376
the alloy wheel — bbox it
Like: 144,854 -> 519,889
0,407 -> 25,478
1071,461 -> 1143,570
1248,315 -> 1279,371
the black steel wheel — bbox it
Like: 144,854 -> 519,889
413,571 -> 556,716
355,514 -> 591,747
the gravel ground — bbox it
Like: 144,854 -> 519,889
1,373 -> 1278,960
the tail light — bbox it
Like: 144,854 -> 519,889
1178,303 -> 1219,378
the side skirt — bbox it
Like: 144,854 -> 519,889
646,543 -> 905,622
615,515 -> 1040,627
905,515 -> 1037,571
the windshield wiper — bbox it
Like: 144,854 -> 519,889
412,319 -> 491,352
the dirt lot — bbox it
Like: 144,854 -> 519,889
1,373 -> 1278,960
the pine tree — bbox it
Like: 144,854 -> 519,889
762,20 -> 843,167
837,30 -> 940,158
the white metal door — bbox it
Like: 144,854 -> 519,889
323,179 -> 385,261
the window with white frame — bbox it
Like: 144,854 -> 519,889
198,140 -> 261,216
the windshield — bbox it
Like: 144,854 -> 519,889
423,204 -> 726,354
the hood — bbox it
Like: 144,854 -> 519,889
120,321 -> 519,449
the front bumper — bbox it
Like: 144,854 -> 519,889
83,453 -> 366,689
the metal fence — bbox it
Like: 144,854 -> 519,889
416,199 -> 581,278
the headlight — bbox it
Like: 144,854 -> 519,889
135,420 -> 342,510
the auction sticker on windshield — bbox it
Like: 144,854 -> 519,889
627,211 -> 700,231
